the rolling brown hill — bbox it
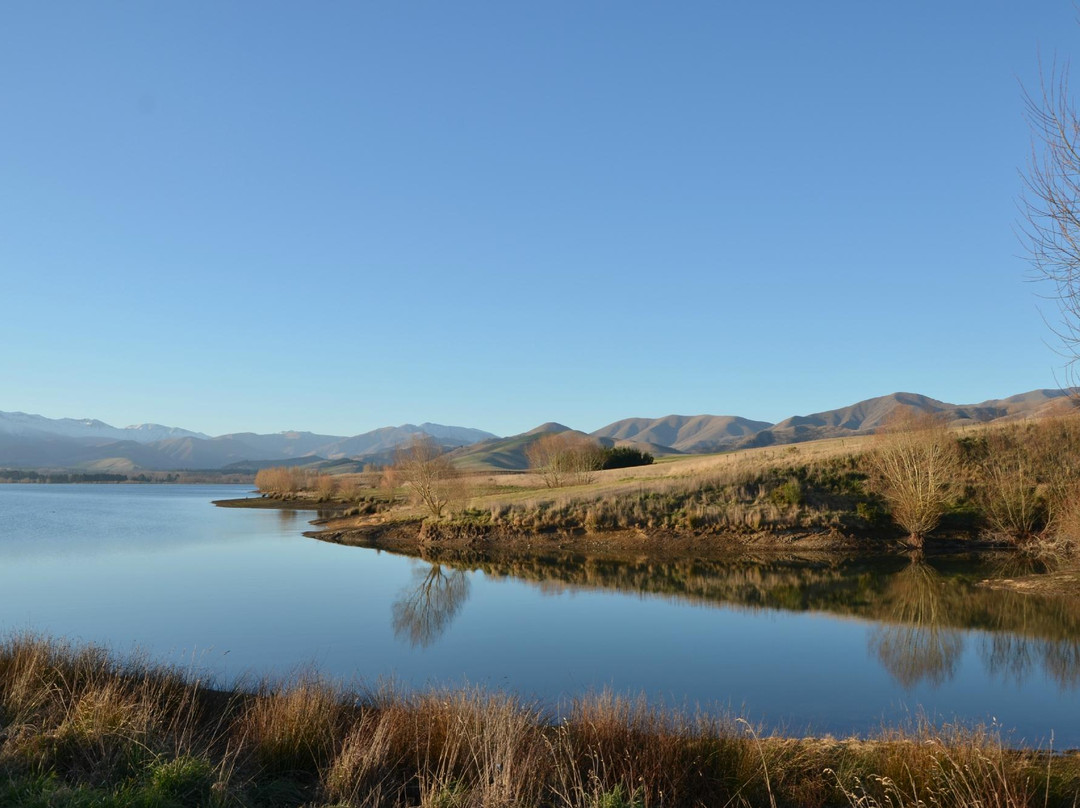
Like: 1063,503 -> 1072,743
450,389 -> 1074,471
590,414 -> 773,454
738,389 -> 1072,448
446,423 -> 578,471
2,390 -> 1072,473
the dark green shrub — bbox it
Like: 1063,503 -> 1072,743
769,479 -> 803,506
601,447 -> 655,470
147,755 -> 217,804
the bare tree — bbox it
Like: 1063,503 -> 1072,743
392,435 -> 462,519
1020,60 -> 1080,384
572,441 -> 607,485
866,410 -> 960,547
525,432 -> 604,488
525,433 -> 570,488
315,473 -> 337,502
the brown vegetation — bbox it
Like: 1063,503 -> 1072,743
961,417 -> 1080,547
255,467 -> 327,497
866,411 -> 959,547
255,467 -> 382,506
419,447 -> 883,544
390,436 -> 466,519
526,433 -> 606,488
1,634 -> 1076,808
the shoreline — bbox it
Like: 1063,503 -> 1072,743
212,496 -> 1070,600
213,494 -> 339,511
212,495 -> 1011,557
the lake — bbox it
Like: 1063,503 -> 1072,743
1,483 -> 1077,746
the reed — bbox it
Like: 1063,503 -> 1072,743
1,634 -> 1076,807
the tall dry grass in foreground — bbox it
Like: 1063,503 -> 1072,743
0,635 -> 1077,807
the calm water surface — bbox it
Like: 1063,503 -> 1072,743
1,484 -> 1078,746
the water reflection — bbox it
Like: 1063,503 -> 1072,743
868,557 -> 963,688
978,633 -> 1080,689
407,547 -> 1080,690
391,563 -> 471,648
976,590 -> 1080,690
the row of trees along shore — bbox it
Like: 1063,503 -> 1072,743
253,411 -> 1080,552
867,408 -> 1080,549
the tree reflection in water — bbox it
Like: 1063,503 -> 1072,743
1038,639 -> 1080,688
868,556 -> 963,689
977,553 -> 1080,689
391,563 -> 471,648
402,548 -> 1080,687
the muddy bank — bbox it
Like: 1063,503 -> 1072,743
213,495 -> 352,515
980,569 -> 1080,597
300,511 -> 995,561
215,495 -> 1047,577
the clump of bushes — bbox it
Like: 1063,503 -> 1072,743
601,447 -> 654,470
526,434 -> 607,487
255,467 -> 354,502
859,411 -> 1080,551
957,416 -> 1080,548
526,438 -> 655,488
255,466 -> 318,496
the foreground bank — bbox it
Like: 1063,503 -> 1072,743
0,635 -> 1077,808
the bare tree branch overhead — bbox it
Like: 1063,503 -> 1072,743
1020,56 -> 1080,390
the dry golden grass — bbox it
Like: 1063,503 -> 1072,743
237,673 -> 350,776
3,635 -> 1076,808
465,436 -> 876,500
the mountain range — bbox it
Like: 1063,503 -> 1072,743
448,389 -> 1074,470
0,413 -> 496,472
0,389 -> 1072,473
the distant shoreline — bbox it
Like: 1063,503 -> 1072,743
0,473 -> 254,485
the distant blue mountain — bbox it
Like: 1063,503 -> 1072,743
0,410 -> 498,471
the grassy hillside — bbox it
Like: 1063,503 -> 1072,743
591,413 -> 773,453
435,390 -> 1076,474
447,423 -> 582,471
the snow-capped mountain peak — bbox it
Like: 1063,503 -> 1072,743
0,411 -> 207,444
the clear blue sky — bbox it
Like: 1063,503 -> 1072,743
1,2 -> 1074,437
